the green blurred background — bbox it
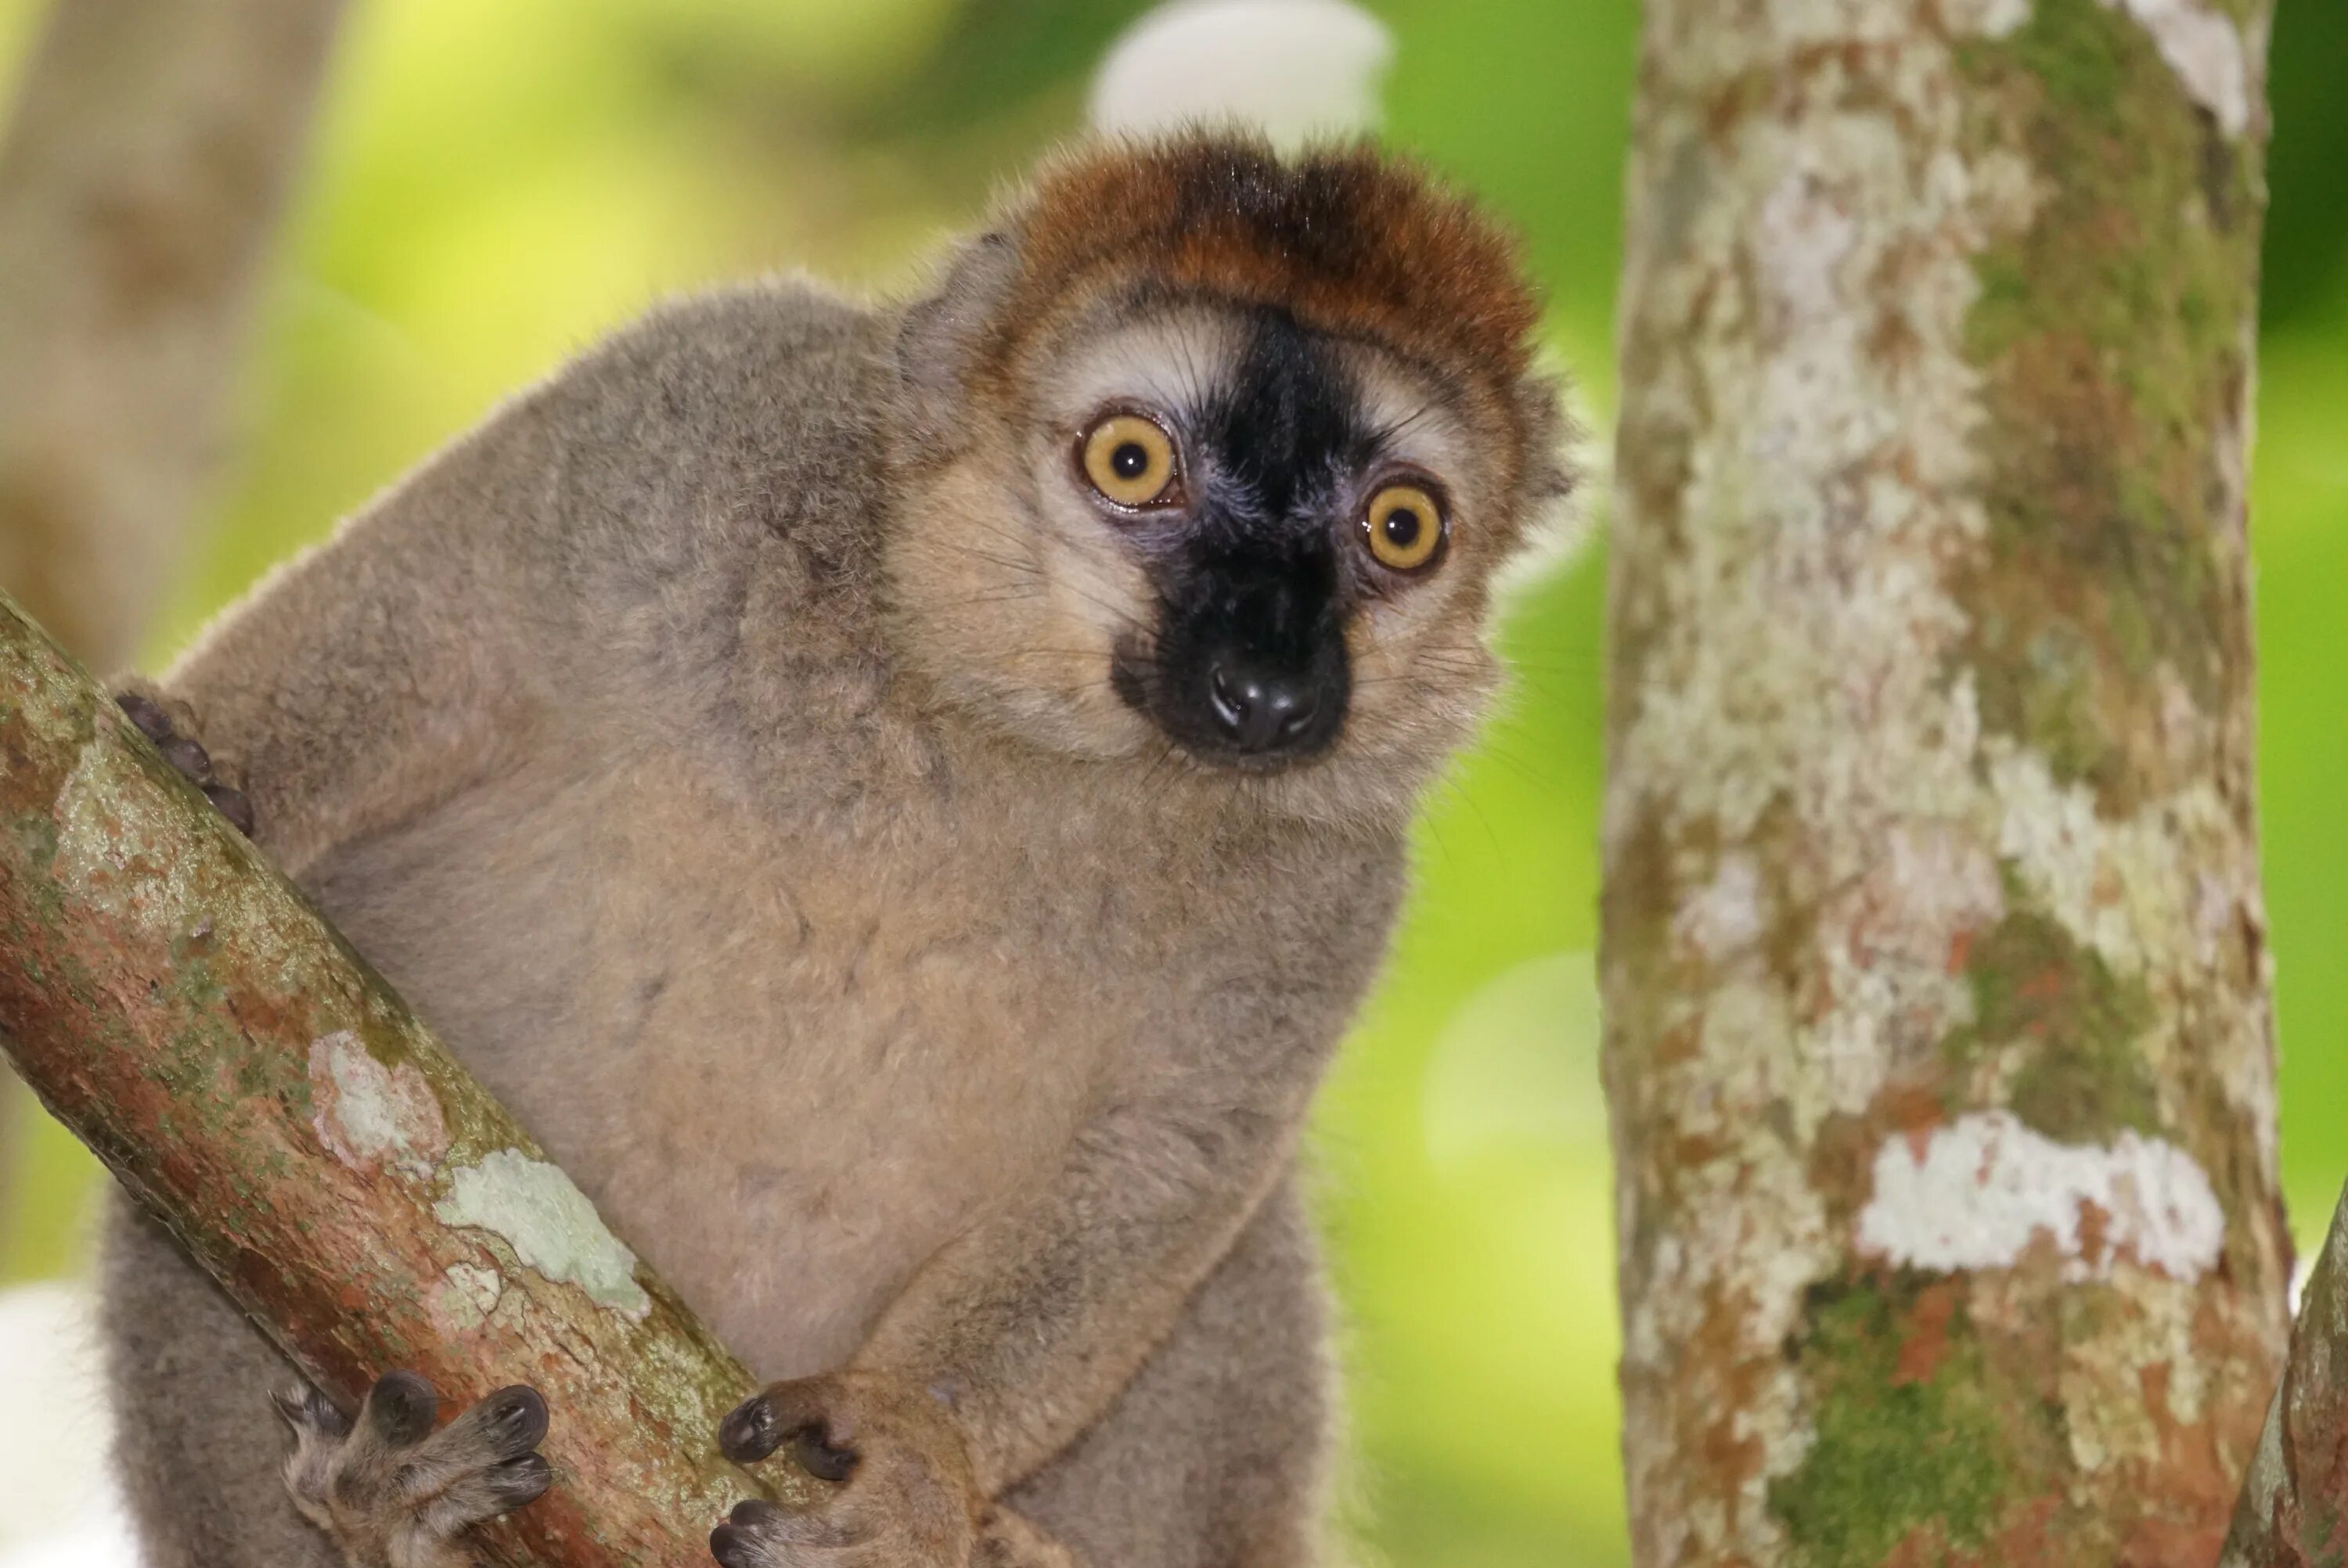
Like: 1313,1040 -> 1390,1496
0,3 -> 2342,1563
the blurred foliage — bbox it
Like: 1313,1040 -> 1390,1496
1,2 -> 2343,1566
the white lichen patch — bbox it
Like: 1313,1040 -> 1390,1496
1950,0 -> 2034,35
427,1261 -> 506,1336
434,1149 -> 650,1320
308,1032 -> 448,1179
1855,1111 -> 2225,1282
1676,851 -> 1769,963
2105,0 -> 2253,136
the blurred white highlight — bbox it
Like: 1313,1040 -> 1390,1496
1088,0 -> 1394,146
0,1282 -> 135,1568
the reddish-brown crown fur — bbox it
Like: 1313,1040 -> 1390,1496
991,134 -> 1548,397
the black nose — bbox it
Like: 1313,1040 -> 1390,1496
1204,649 -> 1322,754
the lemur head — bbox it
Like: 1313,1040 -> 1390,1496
881,134 -> 1572,829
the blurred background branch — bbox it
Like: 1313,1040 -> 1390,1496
0,0 -> 344,673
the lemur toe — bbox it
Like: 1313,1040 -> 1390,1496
718,1391 -> 787,1463
272,1383 -> 351,1441
360,1368 -> 441,1448
710,1501 -> 789,1568
203,781 -> 257,836
114,691 -> 176,745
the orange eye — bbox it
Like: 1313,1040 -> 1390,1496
1080,414 -> 1179,509
1363,483 -> 1446,573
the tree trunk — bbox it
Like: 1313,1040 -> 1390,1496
0,592 -> 811,1565
1601,2 -> 2285,1564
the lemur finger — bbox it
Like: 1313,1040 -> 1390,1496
114,690 -> 257,837
412,1452 -> 553,1536
273,1383 -> 351,1527
711,1498 -> 865,1568
357,1369 -> 441,1452
115,692 -> 175,744
272,1383 -> 352,1441
394,1385 -> 549,1504
453,1384 -> 549,1461
203,782 -> 257,837
114,692 -> 213,783
718,1383 -> 858,1476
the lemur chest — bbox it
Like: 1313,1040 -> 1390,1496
306,747 -> 1176,1378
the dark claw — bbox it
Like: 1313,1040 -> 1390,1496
791,1427 -> 857,1484
272,1384 -> 350,1439
486,1452 -> 553,1510
482,1384 -> 550,1456
719,1394 -> 783,1464
729,1500 -> 782,1528
709,1523 -> 747,1566
203,782 -> 257,837
116,692 -> 173,743
365,1370 -> 439,1448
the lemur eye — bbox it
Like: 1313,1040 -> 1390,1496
1363,483 -> 1446,574
1080,414 -> 1180,509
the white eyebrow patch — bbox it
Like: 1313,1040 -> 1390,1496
1044,306 -> 1247,430
1342,345 -> 1475,487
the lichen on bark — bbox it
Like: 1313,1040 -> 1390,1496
1603,0 -> 2285,1563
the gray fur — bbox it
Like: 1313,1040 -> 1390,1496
99,173 -> 1557,1567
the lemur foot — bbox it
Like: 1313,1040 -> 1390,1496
115,689 -> 256,836
274,1371 -> 552,1568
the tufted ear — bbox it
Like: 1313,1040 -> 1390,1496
895,230 -> 1022,447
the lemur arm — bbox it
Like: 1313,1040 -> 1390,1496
857,1074 -> 1302,1496
718,1011 -> 1326,1560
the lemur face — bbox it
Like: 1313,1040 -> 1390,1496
882,137 -> 1570,826
1047,297 -> 1480,775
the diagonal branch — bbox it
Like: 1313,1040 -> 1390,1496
0,588 -> 811,1566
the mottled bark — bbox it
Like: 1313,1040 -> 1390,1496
1602,2 -> 2284,1564
0,593 -> 811,1564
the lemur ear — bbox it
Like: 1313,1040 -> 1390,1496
895,230 -> 1021,446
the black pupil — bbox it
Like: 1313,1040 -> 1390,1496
1383,509 -> 1423,548
1111,441 -> 1151,480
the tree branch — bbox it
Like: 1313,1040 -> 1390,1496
0,589 -> 808,1564
2221,1189 -> 2348,1566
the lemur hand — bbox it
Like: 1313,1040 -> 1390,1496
711,1372 -> 981,1568
117,689 -> 257,837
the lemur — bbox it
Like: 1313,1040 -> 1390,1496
98,133 -> 1571,1568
